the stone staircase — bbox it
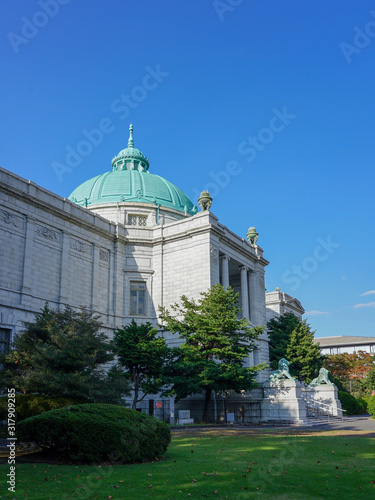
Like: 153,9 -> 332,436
302,402 -> 346,426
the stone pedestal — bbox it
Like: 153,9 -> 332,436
261,379 -> 307,424
177,410 -> 194,425
303,385 -> 342,417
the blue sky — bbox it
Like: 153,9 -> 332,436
1,0 -> 375,337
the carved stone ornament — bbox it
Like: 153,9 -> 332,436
210,245 -> 218,263
198,190 -> 213,211
35,224 -> 60,243
269,358 -> 295,381
99,249 -> 109,262
70,238 -> 92,255
246,227 -> 259,245
0,209 -> 24,229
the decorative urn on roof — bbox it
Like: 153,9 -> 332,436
198,190 -> 213,211
246,227 -> 259,245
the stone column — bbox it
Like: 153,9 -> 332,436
221,255 -> 230,289
240,266 -> 249,319
248,270 -> 258,324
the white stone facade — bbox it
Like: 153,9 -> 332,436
265,288 -> 305,324
0,166 -> 270,384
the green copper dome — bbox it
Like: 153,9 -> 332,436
68,125 -> 197,216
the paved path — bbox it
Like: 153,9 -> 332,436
171,415 -> 375,435
306,414 -> 375,433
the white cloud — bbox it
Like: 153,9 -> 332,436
305,310 -> 329,316
353,301 -> 375,309
360,290 -> 375,296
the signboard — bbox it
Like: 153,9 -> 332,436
155,402 -> 162,408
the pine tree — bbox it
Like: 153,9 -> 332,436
267,312 -> 300,370
112,320 -> 170,410
159,284 -> 265,423
0,304 -> 130,404
285,320 -> 322,382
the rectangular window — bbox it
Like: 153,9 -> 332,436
128,215 -> 147,226
130,281 -> 146,316
0,328 -> 11,354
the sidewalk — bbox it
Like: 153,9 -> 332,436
171,415 -> 375,434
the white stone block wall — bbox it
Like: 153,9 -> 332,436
0,166 -> 271,410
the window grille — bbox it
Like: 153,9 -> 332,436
128,215 -> 147,226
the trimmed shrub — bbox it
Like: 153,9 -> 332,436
338,391 -> 362,415
356,398 -> 368,414
368,396 -> 375,418
17,403 -> 171,464
0,394 -> 82,422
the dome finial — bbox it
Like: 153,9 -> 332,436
128,123 -> 134,148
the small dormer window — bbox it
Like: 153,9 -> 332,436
128,215 -> 147,226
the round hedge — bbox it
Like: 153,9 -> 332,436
17,403 -> 171,464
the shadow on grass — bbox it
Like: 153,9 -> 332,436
0,433 -> 374,499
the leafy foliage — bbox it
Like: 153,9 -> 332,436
17,403 -> 171,464
268,313 -> 300,371
0,394 -> 83,422
338,391 -> 365,415
0,304 -> 130,404
268,313 -> 322,382
159,284 -> 265,423
324,351 -> 374,382
361,361 -> 375,396
367,395 -> 375,418
112,320 -> 170,409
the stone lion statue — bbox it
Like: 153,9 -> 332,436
309,367 -> 334,386
269,358 -> 295,381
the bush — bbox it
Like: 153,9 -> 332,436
356,398 -> 368,414
338,391 -> 364,415
17,403 -> 171,464
328,373 -> 345,392
0,394 -> 82,422
368,396 -> 375,418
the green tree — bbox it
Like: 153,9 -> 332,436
159,284 -> 265,423
285,320 -> 322,382
0,304 -> 130,404
267,312 -> 300,370
111,320 -> 170,410
268,313 -> 322,382
364,364 -> 375,394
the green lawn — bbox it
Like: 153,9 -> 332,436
1,430 -> 374,499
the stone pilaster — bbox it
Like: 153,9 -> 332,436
21,216 -> 35,306
221,255 -> 230,289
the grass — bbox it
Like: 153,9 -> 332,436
1,429 -> 374,499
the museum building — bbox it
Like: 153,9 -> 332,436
0,125 -> 275,420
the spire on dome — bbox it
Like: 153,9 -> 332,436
128,123 -> 134,148
111,124 -> 150,172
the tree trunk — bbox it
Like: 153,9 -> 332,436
132,384 -> 138,410
201,387 -> 212,423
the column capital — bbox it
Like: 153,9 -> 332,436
239,265 -> 249,272
220,254 -> 230,262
